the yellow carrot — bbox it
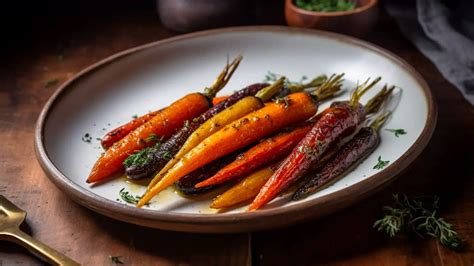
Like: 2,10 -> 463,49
211,167 -> 274,209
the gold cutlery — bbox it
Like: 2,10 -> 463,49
0,195 -> 80,265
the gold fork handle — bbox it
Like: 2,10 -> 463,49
0,228 -> 80,265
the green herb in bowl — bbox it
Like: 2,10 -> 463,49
295,0 -> 356,12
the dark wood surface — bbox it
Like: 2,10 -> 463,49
0,5 -> 473,266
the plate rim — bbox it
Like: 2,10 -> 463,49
34,25 -> 437,232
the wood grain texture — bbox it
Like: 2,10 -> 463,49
0,5 -> 472,266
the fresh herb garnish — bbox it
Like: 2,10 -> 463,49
82,133 -> 92,143
273,96 -> 291,109
144,133 -> 159,143
44,78 -> 59,88
161,151 -> 173,160
374,194 -> 463,251
295,0 -> 356,12
132,114 -> 138,119
123,142 -> 162,167
109,255 -> 124,264
386,128 -> 407,138
373,156 -> 389,170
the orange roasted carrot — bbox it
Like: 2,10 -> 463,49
196,124 -> 312,188
212,96 -> 228,105
101,110 -> 161,149
87,93 -> 211,183
137,92 -> 319,207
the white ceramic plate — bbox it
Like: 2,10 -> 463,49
35,26 -> 436,232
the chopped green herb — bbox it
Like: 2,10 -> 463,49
118,188 -> 149,206
144,133 -> 159,143
161,151 -> 173,160
82,133 -> 92,143
123,142 -> 162,167
373,156 -> 389,170
44,78 -> 59,88
386,128 -> 407,138
295,0 -> 356,12
374,194 -> 463,251
132,114 -> 138,119
298,146 -> 319,157
57,54 -> 64,62
273,96 -> 291,109
109,255 -> 124,264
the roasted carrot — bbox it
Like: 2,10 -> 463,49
292,112 -> 391,201
87,56 -> 242,183
175,152 -> 239,195
195,74 -> 344,188
249,77 -> 381,210
125,80 -> 280,180
212,96 -> 228,105
138,91 -> 320,207
211,166 -> 275,209
101,110 -> 161,149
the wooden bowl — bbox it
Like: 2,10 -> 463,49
285,0 -> 379,37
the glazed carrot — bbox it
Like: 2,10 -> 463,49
87,56 -> 242,183
195,74 -> 344,188
249,77 -> 381,211
137,92 -> 320,207
175,152 -> 239,195
101,110 -> 161,149
211,166 -> 275,209
212,96 -> 228,105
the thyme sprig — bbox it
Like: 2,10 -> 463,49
123,141 -> 162,167
118,188 -> 140,205
374,194 -> 463,251
386,128 -> 407,138
373,156 -> 389,170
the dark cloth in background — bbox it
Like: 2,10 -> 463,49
385,0 -> 474,104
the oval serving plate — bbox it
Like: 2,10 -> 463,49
35,26 -> 436,233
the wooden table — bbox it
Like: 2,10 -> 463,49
1,6 -> 473,266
